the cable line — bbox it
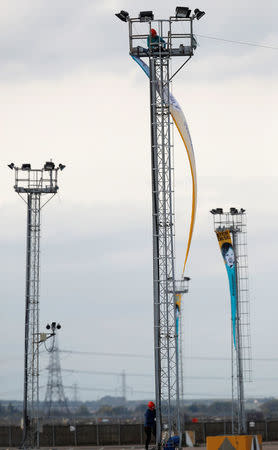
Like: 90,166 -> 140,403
60,350 -> 278,362
196,34 -> 278,50
60,349 -> 152,359
62,368 -> 152,377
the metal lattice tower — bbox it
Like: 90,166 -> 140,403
121,370 -> 127,402
211,208 -> 252,434
119,8 -> 204,446
150,52 -> 181,442
9,161 -> 64,448
44,335 -> 70,418
175,278 -> 190,404
72,383 -> 79,403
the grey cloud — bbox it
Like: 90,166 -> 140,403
0,0 -> 277,81
0,0 -> 126,80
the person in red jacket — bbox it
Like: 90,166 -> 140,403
147,28 -> 166,51
144,401 -> 156,450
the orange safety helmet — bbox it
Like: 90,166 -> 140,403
150,28 -> 157,37
148,401 -> 155,410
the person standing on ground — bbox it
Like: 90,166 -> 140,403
144,401 -> 156,450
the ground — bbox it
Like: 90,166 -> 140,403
2,445 -> 278,450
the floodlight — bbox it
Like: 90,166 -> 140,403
216,208 -> 223,214
57,323 -> 61,329
46,324 -> 50,330
194,8 -> 205,20
58,163 -> 66,171
22,163 -> 31,170
115,10 -> 129,22
176,7 -> 191,18
230,207 -> 238,215
210,209 -> 216,215
51,321 -> 56,329
139,11 -> 154,21
44,161 -> 55,171
240,208 -> 246,213
8,163 -> 15,170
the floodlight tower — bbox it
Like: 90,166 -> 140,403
210,208 -> 252,434
116,7 -> 205,446
9,161 -> 65,448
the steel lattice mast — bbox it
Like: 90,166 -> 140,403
117,7 -> 205,446
211,208 -> 252,434
44,334 -> 70,418
150,53 -> 181,440
9,161 -> 65,448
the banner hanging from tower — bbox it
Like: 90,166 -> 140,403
131,55 -> 197,273
215,229 -> 237,347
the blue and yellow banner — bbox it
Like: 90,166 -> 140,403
216,229 -> 237,347
131,55 -> 197,273
176,293 -> 181,330
175,293 -> 182,349
175,293 -> 181,313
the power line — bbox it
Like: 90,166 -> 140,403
6,351 -> 278,363
60,350 -> 152,359
196,34 -> 278,50
62,368 -> 227,380
64,385 -> 232,398
62,368 -> 152,377
61,368 -> 278,382
64,385 -> 153,395
60,350 -> 278,362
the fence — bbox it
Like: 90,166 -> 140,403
1,421 -> 278,446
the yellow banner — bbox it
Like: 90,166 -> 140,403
216,229 -> 235,269
216,229 -> 232,247
175,293 -> 181,311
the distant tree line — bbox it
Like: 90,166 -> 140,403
0,403 -> 21,419
2,398 -> 278,422
67,399 -> 278,421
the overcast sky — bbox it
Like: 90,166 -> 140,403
0,0 -> 278,404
